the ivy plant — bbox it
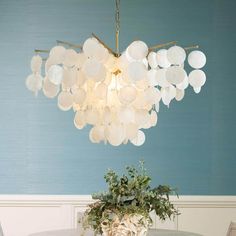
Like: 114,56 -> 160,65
82,161 -> 179,235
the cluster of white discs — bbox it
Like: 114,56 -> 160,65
26,37 -> 206,146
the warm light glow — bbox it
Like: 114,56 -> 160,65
26,37 -> 206,146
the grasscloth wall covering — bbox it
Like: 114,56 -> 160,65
0,0 -> 235,195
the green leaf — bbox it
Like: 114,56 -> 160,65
82,162 -> 179,232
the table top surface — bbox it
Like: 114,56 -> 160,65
29,228 -> 202,236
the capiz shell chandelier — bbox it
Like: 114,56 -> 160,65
26,0 -> 206,146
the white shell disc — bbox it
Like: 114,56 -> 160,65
127,41 -> 148,60
148,51 -> 158,69
175,88 -> 185,101
62,67 -> 77,88
25,74 -> 43,92
86,109 -> 100,125
135,109 -> 150,127
76,70 -> 86,87
95,82 -> 107,100
31,55 -> 42,73
147,69 -> 158,87
57,91 -> 73,111
167,46 -> 186,65
83,37 -> 99,58
193,87 -> 201,93
150,110 -> 158,127
49,46 -> 66,64
125,123 -> 139,140
73,88 -> 86,105
105,123 -> 125,146
127,61 -> 147,81
166,66 -> 187,85
119,86 -> 137,105
188,50 -> 206,69
161,87 -> 171,106
189,69 -> 206,88
130,130 -> 145,146
118,106 -> 135,124
176,75 -> 189,90
74,110 -> 86,129
155,68 -> 170,88
144,87 -> 161,104
63,49 -> 78,67
82,58 -> 106,82
47,65 -> 63,85
75,53 -> 87,69
156,49 -> 171,68
43,77 -> 60,98
89,126 -> 105,143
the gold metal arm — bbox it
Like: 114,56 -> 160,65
149,42 -> 199,52
34,49 -> 50,53
149,41 -> 177,51
184,45 -> 199,50
92,33 -> 117,56
56,40 -> 82,49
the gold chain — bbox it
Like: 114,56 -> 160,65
115,0 -> 120,55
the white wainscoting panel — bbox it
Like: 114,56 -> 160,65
0,195 -> 235,236
172,196 -> 236,236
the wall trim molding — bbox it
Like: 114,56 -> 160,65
0,194 -> 236,206
0,195 -> 93,206
0,195 -> 236,236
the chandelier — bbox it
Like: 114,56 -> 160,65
25,0 -> 206,146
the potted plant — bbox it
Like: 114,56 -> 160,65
82,162 -> 178,236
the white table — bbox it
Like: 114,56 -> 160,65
29,228 -> 203,236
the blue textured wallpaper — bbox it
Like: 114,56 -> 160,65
0,0 -> 235,195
